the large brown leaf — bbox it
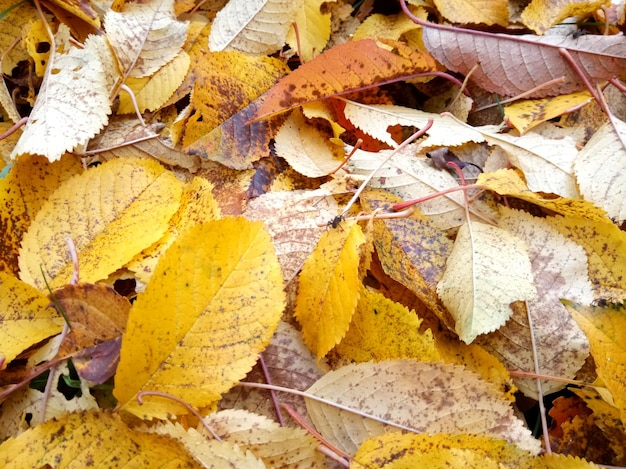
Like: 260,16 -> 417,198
401,1 -> 626,97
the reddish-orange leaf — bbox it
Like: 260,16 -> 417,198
252,39 -> 439,121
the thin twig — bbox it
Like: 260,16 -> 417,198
119,84 -> 146,127
258,353 -> 285,426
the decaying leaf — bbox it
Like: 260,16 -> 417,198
11,32 -> 114,162
19,157 -> 183,290
437,220 -> 537,344
209,0 -> 301,55
114,218 -> 285,419
305,360 -> 540,454
286,0 -> 335,62
294,220 -> 366,359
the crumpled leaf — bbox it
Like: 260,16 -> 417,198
305,360 -> 540,455
477,208 -> 592,398
19,158 -> 183,290
418,20 -> 626,97
294,220 -> 366,359
563,301 -> 626,424
114,218 -> 285,419
0,411 -> 199,467
437,220 -> 537,344
0,272 -> 64,369
105,0 -> 188,77
209,0 -> 301,55
253,39 -> 438,120
574,118 -> 626,223
11,32 -> 114,162
286,0 -> 335,62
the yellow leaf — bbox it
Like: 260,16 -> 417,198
0,411 -> 200,467
354,433 -> 537,468
434,0 -> 509,26
209,0 -> 300,55
0,272 -> 64,369
0,154 -> 82,275
437,221 -> 537,344
118,51 -> 190,114
286,0 -> 334,62
11,32 -> 115,161
294,221 -> 365,359
104,0 -> 188,77
305,360 -> 540,454
522,0 -> 608,35
114,218 -> 285,419
575,119 -> 626,223
274,108 -> 343,177
336,285 -> 440,363
182,50 -> 288,147
23,20 -> 52,78
0,0 -> 35,76
19,158 -> 183,290
126,176 -> 220,284
563,301 -> 626,424
353,8 -> 422,42
505,92 -> 594,134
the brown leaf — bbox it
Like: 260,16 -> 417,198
415,19 -> 626,97
252,39 -> 439,120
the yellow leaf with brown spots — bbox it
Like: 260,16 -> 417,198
114,218 -> 285,419
18,157 -> 183,290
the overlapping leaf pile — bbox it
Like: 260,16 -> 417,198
1,0 -> 625,466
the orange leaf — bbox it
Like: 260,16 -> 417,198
252,39 -> 438,120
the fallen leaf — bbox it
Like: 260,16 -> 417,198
209,0 -> 300,55
294,220 -> 365,359
252,39 -> 438,120
563,301 -> 626,424
19,157 -> 183,290
114,218 -> 285,419
574,118 -> 626,223
434,0 -> 509,26
286,0 -> 335,62
305,360 -> 540,454
521,0 -> 608,35
0,272 -> 63,370
0,411 -> 199,467
105,0 -> 188,78
11,32 -> 114,161
335,284 -> 440,362
437,220 -> 537,344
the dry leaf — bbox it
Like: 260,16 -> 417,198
114,218 -> 285,419
19,157 -> 183,290
574,118 -> 626,223
11,32 -> 113,161
0,272 -> 63,369
521,0 -> 608,35
437,220 -> 537,344
0,411 -> 199,467
105,0 -> 188,78
419,21 -> 626,97
294,221 -> 365,359
306,360 -> 540,454
286,0 -> 335,62
253,39 -> 438,120
209,0 -> 301,55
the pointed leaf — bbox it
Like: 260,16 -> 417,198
434,0 -> 508,26
286,0 -> 334,62
252,39 -> 438,120
294,221 -> 365,359
209,0 -> 300,55
19,158 -> 183,290
521,0 -> 608,35
306,360 -> 540,454
114,218 -> 285,419
11,33 -> 113,161
437,221 -> 537,344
